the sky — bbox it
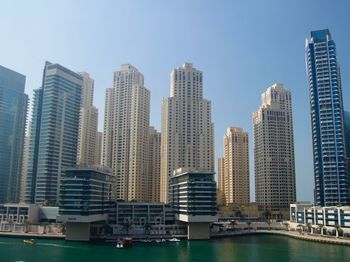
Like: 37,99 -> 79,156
1,0 -> 350,202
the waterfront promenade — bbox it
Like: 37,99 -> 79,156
212,229 -> 350,246
0,231 -> 65,239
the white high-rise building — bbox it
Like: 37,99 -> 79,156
253,83 -> 296,212
103,64 -> 150,201
160,63 -> 214,203
77,72 -> 99,166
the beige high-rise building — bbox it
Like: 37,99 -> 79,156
219,127 -> 250,206
102,88 -> 115,168
95,131 -> 102,165
160,63 -> 214,203
148,127 -> 161,202
103,64 -> 150,201
253,83 -> 296,212
19,135 -> 29,203
77,72 -> 99,166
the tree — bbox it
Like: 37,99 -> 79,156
266,219 -> 272,230
297,224 -> 303,235
230,220 -> 237,230
41,222 -> 49,234
318,224 -> 324,236
24,220 -> 30,233
307,223 -> 312,233
58,223 -> 66,234
246,221 -> 251,231
144,223 -> 151,235
262,210 -> 271,219
334,224 -> 341,238
8,219 -> 14,232
122,221 -> 132,235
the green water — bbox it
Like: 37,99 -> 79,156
0,235 -> 349,262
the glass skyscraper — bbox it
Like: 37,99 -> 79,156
25,62 -> 82,204
306,29 -> 349,206
0,65 -> 28,203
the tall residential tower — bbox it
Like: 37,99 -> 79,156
0,65 -> 28,203
218,127 -> 250,206
25,62 -> 82,204
160,63 -> 214,203
253,83 -> 296,213
102,64 -> 150,201
77,72 -> 99,166
306,29 -> 349,206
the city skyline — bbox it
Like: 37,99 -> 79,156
2,1 -> 350,202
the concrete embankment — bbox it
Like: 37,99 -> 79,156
211,230 -> 350,246
0,231 -> 65,239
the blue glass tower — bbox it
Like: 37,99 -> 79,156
343,111 -> 350,158
25,62 -> 82,204
306,29 -> 349,206
0,65 -> 28,203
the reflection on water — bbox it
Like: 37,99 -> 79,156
0,235 -> 349,262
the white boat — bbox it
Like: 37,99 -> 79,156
168,237 -> 180,242
116,241 -> 124,248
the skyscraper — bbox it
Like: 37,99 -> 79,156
0,65 -> 28,203
77,72 -> 99,166
102,88 -> 114,168
148,127 -> 161,202
218,127 -> 250,206
253,83 -> 296,213
103,64 -> 150,201
25,62 -> 82,204
306,29 -> 349,206
343,111 -> 350,158
160,63 -> 214,203
95,131 -> 102,165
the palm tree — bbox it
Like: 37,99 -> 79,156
318,224 -> 324,236
42,222 -> 49,234
144,223 -> 151,235
122,221 -> 132,235
334,224 -> 341,238
307,223 -> 312,233
24,220 -> 30,233
230,220 -> 237,230
262,210 -> 271,219
297,224 -> 303,235
246,221 -> 251,231
58,223 -> 66,234
8,219 -> 14,232
266,219 -> 271,230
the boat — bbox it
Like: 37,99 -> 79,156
23,239 -> 36,245
116,241 -> 124,249
116,237 -> 133,248
168,237 -> 180,242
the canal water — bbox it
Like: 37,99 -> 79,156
0,235 -> 349,262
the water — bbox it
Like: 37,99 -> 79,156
0,235 -> 349,262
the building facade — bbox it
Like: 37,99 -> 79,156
253,83 -> 296,212
148,127 -> 161,202
25,62 -> 82,204
77,72 -> 99,166
219,127 -> 250,206
102,64 -> 151,201
306,29 -> 349,206
169,168 -> 217,239
160,63 -> 214,203
0,65 -> 28,203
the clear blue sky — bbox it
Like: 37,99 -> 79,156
1,0 -> 350,202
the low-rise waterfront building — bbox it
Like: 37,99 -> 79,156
169,168 -> 217,240
58,166 -> 114,241
290,203 -> 350,235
